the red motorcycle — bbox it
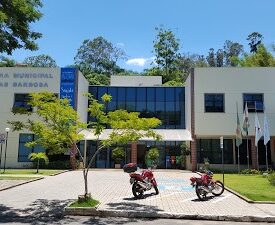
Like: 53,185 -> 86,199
190,170 -> 224,201
123,163 -> 159,199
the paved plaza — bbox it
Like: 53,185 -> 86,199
0,170 -> 274,224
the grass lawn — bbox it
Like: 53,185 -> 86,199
69,198 -> 100,208
213,173 -> 275,201
0,176 -> 37,180
0,169 -> 64,176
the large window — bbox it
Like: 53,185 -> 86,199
243,93 -> 264,112
204,94 -> 224,112
88,86 -> 185,129
197,139 -> 233,164
18,134 -> 44,162
13,94 -> 32,112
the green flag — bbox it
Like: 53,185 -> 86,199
236,104 -> 242,147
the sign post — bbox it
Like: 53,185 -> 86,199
220,136 -> 224,185
0,133 -> 6,172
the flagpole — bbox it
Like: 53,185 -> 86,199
247,135 -> 249,170
236,102 -> 240,174
237,145 -> 240,173
265,145 -> 268,171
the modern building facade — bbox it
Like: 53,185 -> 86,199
1,67 -> 275,170
185,68 -> 275,171
80,76 -> 190,168
0,67 -> 88,168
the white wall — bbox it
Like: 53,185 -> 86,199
0,67 -> 61,168
185,75 -> 191,133
77,71 -> 89,123
110,75 -> 162,86
193,67 -> 275,136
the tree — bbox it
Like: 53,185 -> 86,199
0,56 -> 16,67
152,27 -> 181,83
216,49 -> 224,67
177,53 -> 207,79
8,92 -> 85,169
206,48 -> 216,67
23,54 -> 57,67
247,32 -> 263,53
8,92 -> 161,200
0,0 -> 43,55
28,152 -> 49,173
74,36 -> 125,75
84,72 -> 110,85
223,40 -> 243,66
81,94 -> 162,198
239,44 -> 275,67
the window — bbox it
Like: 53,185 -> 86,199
13,94 -> 32,112
243,93 -> 264,112
204,94 -> 224,112
197,139 -> 233,164
18,134 -> 45,162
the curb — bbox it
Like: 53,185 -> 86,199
64,207 -> 275,223
0,177 -> 44,192
49,170 -> 71,176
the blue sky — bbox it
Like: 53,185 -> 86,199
9,0 -> 275,72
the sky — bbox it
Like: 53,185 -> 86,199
8,0 -> 275,72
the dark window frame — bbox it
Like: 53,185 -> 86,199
13,93 -> 33,112
243,93 -> 264,113
204,93 -> 225,113
18,133 -> 45,162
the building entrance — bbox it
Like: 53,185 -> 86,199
137,143 -> 147,168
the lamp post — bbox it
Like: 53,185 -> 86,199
3,127 -> 10,173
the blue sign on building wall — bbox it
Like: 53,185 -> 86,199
60,68 -> 77,108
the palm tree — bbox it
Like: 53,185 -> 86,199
28,152 -> 49,173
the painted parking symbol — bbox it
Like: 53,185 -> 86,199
157,177 -> 193,191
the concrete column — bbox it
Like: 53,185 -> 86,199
251,137 -> 257,169
131,141 -> 137,164
191,137 -> 197,172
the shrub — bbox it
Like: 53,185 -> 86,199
204,158 -> 210,170
240,169 -> 260,175
112,147 -> 125,164
268,172 -> 275,186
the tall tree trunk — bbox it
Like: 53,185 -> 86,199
84,170 -> 88,196
70,143 -> 77,170
37,159 -> 39,173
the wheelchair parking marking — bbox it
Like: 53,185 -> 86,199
158,184 -> 194,191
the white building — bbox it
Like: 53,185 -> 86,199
0,67 -> 88,168
186,67 -> 275,171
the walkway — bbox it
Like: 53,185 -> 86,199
0,170 -> 274,224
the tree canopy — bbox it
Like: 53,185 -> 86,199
0,0 -> 43,55
23,54 -> 57,67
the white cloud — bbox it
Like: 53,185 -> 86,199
126,57 -> 155,67
116,42 -> 125,47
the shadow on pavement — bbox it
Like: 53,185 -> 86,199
82,217 -> 156,225
123,193 -> 156,201
191,196 -> 215,202
0,199 -> 74,224
106,202 -> 163,213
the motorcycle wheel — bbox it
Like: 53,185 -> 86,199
212,181 -> 224,196
154,186 -> 159,195
132,182 -> 144,199
195,185 -> 207,201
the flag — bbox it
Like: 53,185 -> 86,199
255,112 -> 262,147
264,112 -> 270,145
242,102 -> 249,135
236,104 -> 242,147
